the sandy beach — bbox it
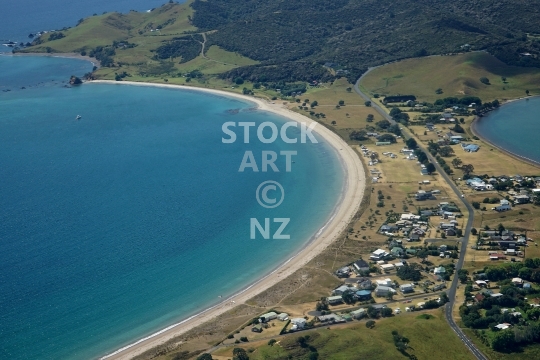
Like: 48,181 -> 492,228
11,51 -> 101,68
91,80 -> 366,360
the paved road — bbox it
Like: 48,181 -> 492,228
354,76 -> 488,360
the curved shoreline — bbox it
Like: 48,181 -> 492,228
91,80 -> 366,360
471,96 -> 540,168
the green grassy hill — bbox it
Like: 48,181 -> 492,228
19,0 -> 540,95
359,52 -> 540,102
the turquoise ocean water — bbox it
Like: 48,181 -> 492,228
0,55 -> 344,359
473,97 -> 540,165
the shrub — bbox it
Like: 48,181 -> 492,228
366,320 -> 376,328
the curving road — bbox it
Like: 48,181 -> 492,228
354,74 -> 488,360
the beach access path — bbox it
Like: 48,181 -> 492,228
92,80 -> 367,360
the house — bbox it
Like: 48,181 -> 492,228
318,314 -> 344,323
495,323 -> 511,330
259,312 -> 278,323
474,293 -> 485,302
290,318 -> 307,331
417,302 -> 426,309
415,190 -> 434,200
370,248 -> 389,261
400,283 -> 414,293
421,210 -> 434,216
394,262 -> 405,269
350,308 -> 366,319
335,266 -> 350,278
494,200 -> 512,212
401,213 -> 421,221
380,263 -> 395,272
408,234 -> 421,242
355,290 -> 372,300
376,278 -> 393,287
475,280 -> 488,287
524,283 -> 532,289
445,228 -> 457,236
512,278 -> 524,286
461,143 -> 480,152
439,245 -> 448,252
514,194 -> 530,204
505,249 -> 516,256
333,285 -> 353,295
357,278 -> 372,289
353,259 -> 370,272
391,247 -> 405,257
489,254 -> 506,261
252,324 -> 263,332
277,313 -> 289,321
371,304 -> 387,312
327,295 -> 344,305
434,266 -> 446,275
375,285 -> 396,297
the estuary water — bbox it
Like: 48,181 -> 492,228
473,97 -> 540,165
0,55 -> 344,359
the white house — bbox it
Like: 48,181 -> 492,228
380,264 -> 395,272
375,285 -> 396,297
370,248 -> 389,260
376,278 -> 393,287
259,312 -> 278,323
290,318 -> 307,331
434,266 -> 446,275
400,284 -> 414,293
350,308 -> 366,319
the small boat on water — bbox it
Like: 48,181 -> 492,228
76,115 -> 82,120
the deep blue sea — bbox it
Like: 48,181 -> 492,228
0,53 -> 344,359
474,97 -> 540,165
1,0 -> 170,51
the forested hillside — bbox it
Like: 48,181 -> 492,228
192,0 -> 540,82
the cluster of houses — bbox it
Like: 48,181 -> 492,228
478,229 -> 528,258
379,213 -> 429,242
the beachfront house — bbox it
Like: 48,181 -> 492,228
327,295 -> 344,305
318,314 -> 345,323
259,312 -> 278,323
290,318 -> 307,331
353,259 -> 370,272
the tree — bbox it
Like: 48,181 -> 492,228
197,354 -> 213,360
268,339 -> 277,346
377,134 -> 397,143
491,330 -> 515,351
406,138 -> 418,149
453,124 -> 465,133
310,100 -> 318,108
366,320 -> 376,328
381,307 -> 393,317
440,292 -> 449,303
376,119 -> 391,129
479,77 -> 490,85
234,77 -> 244,85
417,249 -> 429,263
526,90 -> 530,96
338,100 -> 345,106
458,269 -> 469,283
232,347 -> 250,360
367,114 -> 374,122
365,101 -> 371,107
426,163 -> 436,174
471,228 -> 477,235
331,120 -> 337,125
461,164 -> 474,175
438,146 -> 454,157
452,158 -> 463,168
349,130 -> 368,141
472,202 -> 480,209
435,88 -> 443,94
